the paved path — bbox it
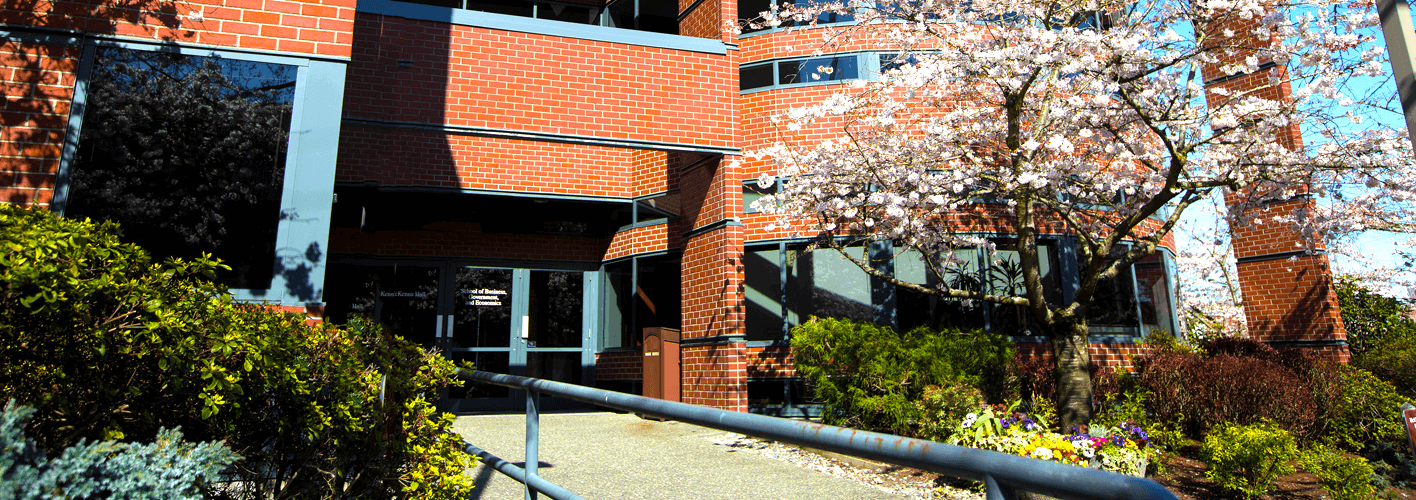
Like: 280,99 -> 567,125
451,412 -> 902,500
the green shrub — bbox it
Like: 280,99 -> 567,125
790,317 -> 1015,436
913,382 -> 985,442
1134,351 -> 1319,440
1327,366 -> 1416,451
1335,276 -> 1416,358
1356,334 -> 1416,399
0,206 -> 475,499
1200,423 -> 1299,499
1299,446 -> 1378,500
0,401 -> 238,499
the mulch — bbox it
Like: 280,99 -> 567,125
1152,445 -> 1416,500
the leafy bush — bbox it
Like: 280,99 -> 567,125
1326,366 -> 1416,451
1299,446 -> 1378,500
790,317 -> 1015,436
1200,423 -> 1299,499
1356,334 -> 1416,399
0,401 -> 237,499
913,382 -> 985,442
1335,276 -> 1416,358
1133,351 -> 1318,440
0,206 -> 475,499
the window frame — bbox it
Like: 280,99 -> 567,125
53,38 -> 348,308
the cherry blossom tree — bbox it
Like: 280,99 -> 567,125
744,0 -> 1416,427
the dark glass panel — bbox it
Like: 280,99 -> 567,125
741,64 -> 775,90
527,352 -> 582,385
528,271 -> 583,348
634,256 -> 682,332
447,352 -> 510,399
452,268 -> 514,348
536,2 -> 596,24
745,247 -> 784,341
1088,263 -> 1139,326
68,47 -> 296,289
467,0 -> 534,16
322,264 -> 440,347
401,0 -> 462,7
602,262 -> 633,348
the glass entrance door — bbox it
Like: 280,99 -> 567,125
325,261 -> 593,412
443,268 -> 588,411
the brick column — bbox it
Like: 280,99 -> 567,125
1200,14 -> 1349,362
676,152 -> 748,411
0,40 -> 80,209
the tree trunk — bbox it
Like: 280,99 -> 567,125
1051,317 -> 1093,431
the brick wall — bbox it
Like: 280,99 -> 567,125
0,40 -> 76,208
594,350 -> 643,381
1015,341 -> 1151,372
337,125 -> 640,197
343,13 -> 737,149
0,0 -> 356,57
681,341 -> 747,410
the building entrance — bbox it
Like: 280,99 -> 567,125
324,260 -> 595,412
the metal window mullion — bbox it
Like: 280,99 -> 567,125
52,39 -> 96,216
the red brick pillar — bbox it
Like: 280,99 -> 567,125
676,152 -> 748,411
1200,15 -> 1349,362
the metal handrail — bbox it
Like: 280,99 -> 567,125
456,369 -> 1179,500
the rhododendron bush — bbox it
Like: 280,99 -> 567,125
744,0 -> 1415,428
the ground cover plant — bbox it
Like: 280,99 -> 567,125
0,205 -> 475,499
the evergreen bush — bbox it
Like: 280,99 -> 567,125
0,401 -> 238,499
1356,334 -> 1416,399
0,206 -> 475,499
1200,423 -> 1299,499
1326,366 -> 1416,451
790,317 -> 1015,436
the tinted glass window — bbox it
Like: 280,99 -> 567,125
68,48 -> 296,289
741,64 -> 774,90
467,0 -> 532,15
779,56 -> 858,85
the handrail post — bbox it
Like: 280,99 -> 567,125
984,474 -> 1019,500
525,389 -> 540,500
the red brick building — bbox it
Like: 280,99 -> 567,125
0,0 -> 1345,413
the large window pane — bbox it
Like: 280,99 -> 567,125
68,47 -> 296,289
746,246 -> 785,341
528,270 -> 583,348
1135,253 -> 1175,335
895,248 -> 986,332
989,243 -> 1059,336
778,56 -> 859,85
452,268 -> 514,348
788,247 -> 873,325
322,264 -> 440,347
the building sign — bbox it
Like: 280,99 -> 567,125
465,288 -> 507,306
379,291 -> 425,298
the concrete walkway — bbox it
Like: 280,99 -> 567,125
450,412 -> 902,500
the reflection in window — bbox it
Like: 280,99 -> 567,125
67,47 -> 296,289
895,248 -> 987,332
1088,261 -> 1139,326
746,246 -> 785,341
988,243 -> 1060,335
740,0 -> 855,34
1134,253 -> 1175,335
635,192 -> 680,225
322,264 -> 440,346
395,0 -> 679,35
601,256 -> 681,347
779,56 -> 859,85
528,271 -> 583,348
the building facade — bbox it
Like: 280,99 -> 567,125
0,0 -> 1346,413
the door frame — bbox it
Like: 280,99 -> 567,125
326,255 -> 601,412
